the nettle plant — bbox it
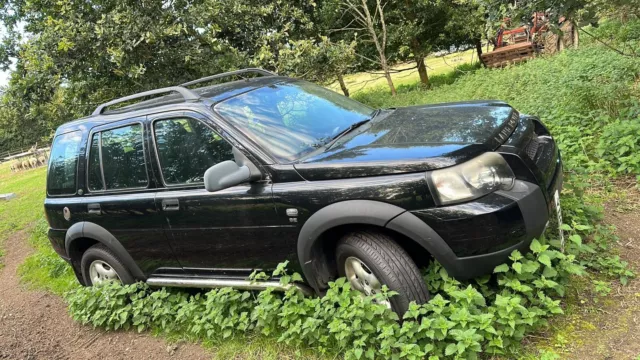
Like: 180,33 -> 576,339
66,215 -> 598,360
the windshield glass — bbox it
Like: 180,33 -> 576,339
214,80 -> 373,163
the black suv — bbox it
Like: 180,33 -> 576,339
45,69 -> 562,314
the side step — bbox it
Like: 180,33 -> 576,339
146,277 -> 314,296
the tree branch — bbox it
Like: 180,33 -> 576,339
579,28 -> 638,58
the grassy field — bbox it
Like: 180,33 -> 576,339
327,49 -> 478,94
0,162 -> 46,265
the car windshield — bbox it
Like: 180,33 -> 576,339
214,80 -> 374,163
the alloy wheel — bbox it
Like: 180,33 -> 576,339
89,260 -> 121,284
344,256 -> 391,308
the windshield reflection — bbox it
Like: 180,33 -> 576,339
214,80 -> 373,163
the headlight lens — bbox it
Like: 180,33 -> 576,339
429,152 -> 515,205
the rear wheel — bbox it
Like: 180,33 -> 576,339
80,244 -> 135,286
336,230 -> 430,315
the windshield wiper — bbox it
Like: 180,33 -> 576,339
325,118 -> 371,150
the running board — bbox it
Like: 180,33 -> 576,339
146,277 -> 314,296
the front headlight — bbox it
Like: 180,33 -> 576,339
428,152 -> 515,205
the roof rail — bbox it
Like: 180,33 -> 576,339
92,86 -> 199,116
180,68 -> 276,88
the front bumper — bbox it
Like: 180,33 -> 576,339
408,128 -> 563,280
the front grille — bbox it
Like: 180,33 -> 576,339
525,137 -> 540,160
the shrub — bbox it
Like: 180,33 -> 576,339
597,115 -> 640,175
66,235 -> 585,359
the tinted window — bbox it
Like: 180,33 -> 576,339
87,134 -> 103,191
154,118 -> 234,185
48,131 -> 82,195
100,124 -> 148,190
215,80 -> 373,163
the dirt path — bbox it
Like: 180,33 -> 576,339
0,230 -> 211,360
550,195 -> 640,360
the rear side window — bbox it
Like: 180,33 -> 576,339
154,117 -> 234,185
87,124 -> 148,191
48,131 -> 82,195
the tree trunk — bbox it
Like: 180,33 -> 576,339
475,38 -> 485,67
410,38 -> 429,86
381,59 -> 397,96
415,56 -> 429,87
337,73 -> 350,97
359,0 -> 396,96
572,22 -> 579,49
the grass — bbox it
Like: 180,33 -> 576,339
19,217 -> 77,294
327,49 -> 479,94
0,162 -> 47,265
206,336 -> 328,360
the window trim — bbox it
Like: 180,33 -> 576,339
150,113 -> 234,188
46,130 -> 83,197
85,121 -> 150,194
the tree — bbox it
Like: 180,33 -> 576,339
389,0 -> 450,86
337,0 -> 397,95
277,37 -> 358,97
0,0 -> 317,151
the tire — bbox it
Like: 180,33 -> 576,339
81,244 -> 135,286
336,230 -> 430,315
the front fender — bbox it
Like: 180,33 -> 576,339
298,200 -> 468,293
297,200 -> 406,292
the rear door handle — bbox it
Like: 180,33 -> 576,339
162,199 -> 180,211
87,203 -> 101,215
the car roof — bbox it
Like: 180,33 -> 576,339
54,75 -> 291,136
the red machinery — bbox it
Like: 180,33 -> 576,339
481,12 -> 560,68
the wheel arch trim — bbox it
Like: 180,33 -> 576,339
64,221 -> 146,281
385,212 -> 462,277
297,200 -> 459,293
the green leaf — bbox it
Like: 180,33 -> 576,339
569,234 -> 582,245
445,343 -> 457,356
538,254 -> 552,267
494,264 -> 510,273
530,239 -> 542,253
512,262 -> 522,274
560,224 -> 572,231
543,266 -> 558,278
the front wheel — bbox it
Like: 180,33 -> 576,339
81,244 -> 135,286
336,230 -> 430,315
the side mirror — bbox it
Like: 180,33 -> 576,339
204,161 -> 251,192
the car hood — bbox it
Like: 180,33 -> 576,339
294,100 -> 519,180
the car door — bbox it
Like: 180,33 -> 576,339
81,118 -> 181,276
150,111 -> 296,273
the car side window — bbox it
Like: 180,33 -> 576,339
87,124 -> 148,191
153,117 -> 234,185
47,131 -> 82,195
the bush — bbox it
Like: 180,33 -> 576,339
66,235 -> 587,359
597,114 -> 640,175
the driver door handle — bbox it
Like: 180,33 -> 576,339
87,203 -> 101,215
162,198 -> 180,211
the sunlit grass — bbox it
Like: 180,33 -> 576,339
0,163 -> 47,265
326,49 -> 478,94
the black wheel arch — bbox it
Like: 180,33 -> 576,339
65,222 -> 146,282
297,200 -> 459,294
